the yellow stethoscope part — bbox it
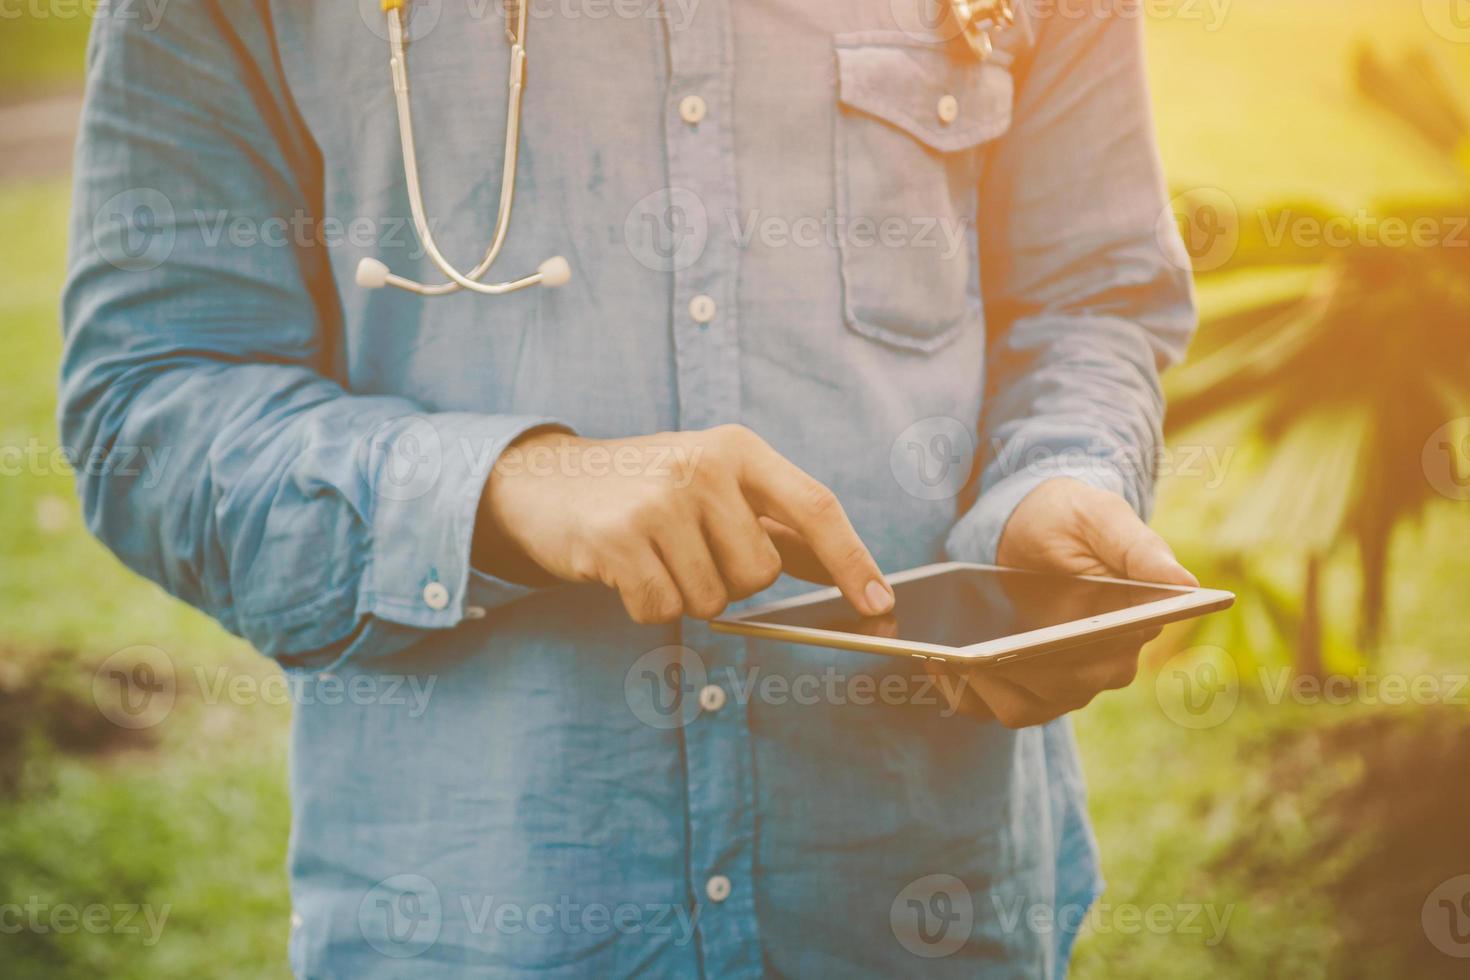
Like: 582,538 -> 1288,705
949,0 -> 1016,62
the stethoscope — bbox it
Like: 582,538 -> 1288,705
354,0 -> 1013,300
949,0 -> 1015,61
355,0 -> 571,297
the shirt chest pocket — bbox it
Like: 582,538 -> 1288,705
833,34 -> 1015,353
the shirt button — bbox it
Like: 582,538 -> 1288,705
679,94 -> 707,125
705,875 -> 731,903
698,684 -> 726,712
689,294 -> 716,324
422,582 -> 450,610
937,94 -> 959,125
464,605 -> 487,620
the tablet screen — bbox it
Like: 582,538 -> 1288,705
748,567 -> 1184,649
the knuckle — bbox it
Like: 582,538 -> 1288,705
684,453 -> 723,489
725,558 -> 780,600
835,542 -> 871,574
720,573 -> 757,602
588,508 -> 642,544
712,423 -> 760,449
684,582 -> 729,620
626,487 -> 678,529
797,481 -> 841,522
751,547 -> 784,589
729,541 -> 784,594
627,579 -> 682,624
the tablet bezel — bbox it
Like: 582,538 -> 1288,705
710,562 -> 1235,665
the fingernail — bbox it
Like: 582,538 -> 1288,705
865,579 -> 894,615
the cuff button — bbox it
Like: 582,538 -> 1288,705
422,582 -> 450,610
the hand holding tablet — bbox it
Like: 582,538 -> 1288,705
712,562 -> 1233,665
717,477 -> 1234,728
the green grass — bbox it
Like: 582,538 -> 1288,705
4,2 -> 1470,977
1,178 -> 287,976
0,181 -> 252,664
1073,697 -> 1340,978
0,720 -> 291,979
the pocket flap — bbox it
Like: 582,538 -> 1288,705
835,35 -> 1013,153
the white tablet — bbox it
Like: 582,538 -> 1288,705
712,562 -> 1234,666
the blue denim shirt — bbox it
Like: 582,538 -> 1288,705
61,0 -> 1193,975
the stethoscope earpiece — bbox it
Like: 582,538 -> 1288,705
355,255 -> 569,294
537,256 -> 572,288
355,257 -> 391,290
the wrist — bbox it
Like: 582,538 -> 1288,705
471,426 -> 577,584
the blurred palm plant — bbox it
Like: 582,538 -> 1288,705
1162,47 -> 1470,676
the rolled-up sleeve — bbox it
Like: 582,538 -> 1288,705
59,2 -> 559,665
947,5 -> 1197,565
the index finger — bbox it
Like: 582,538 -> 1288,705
736,441 -> 894,617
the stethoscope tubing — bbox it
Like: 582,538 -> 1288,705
358,0 -> 569,297
358,0 -> 1012,298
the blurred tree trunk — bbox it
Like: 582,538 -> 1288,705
1357,523 -> 1390,654
1297,552 -> 1324,680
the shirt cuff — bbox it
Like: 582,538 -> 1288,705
355,412 -> 568,631
945,459 -> 1131,565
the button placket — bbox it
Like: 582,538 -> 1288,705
663,2 -> 757,972
664,2 -> 740,433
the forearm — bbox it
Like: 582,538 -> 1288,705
59,351 -> 559,662
949,4 -> 1195,563
60,6 -> 563,664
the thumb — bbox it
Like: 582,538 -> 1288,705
1125,538 -> 1199,587
1082,493 -> 1198,587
